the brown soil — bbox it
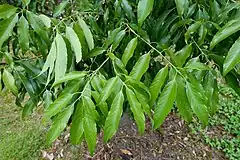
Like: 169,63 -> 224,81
45,113 -> 226,160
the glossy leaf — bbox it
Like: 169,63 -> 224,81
126,87 -> 145,134
175,44 -> 192,67
22,98 -> 36,118
210,20 -> 240,49
153,79 -> 177,129
53,0 -> 69,17
87,47 -> 106,58
184,21 -> 201,42
92,91 -> 108,117
43,90 -> 52,108
55,33 -> 68,82
2,69 -> 18,95
78,17 -> 94,50
0,14 -> 18,48
149,66 -> 168,107
174,0 -> 188,17
121,37 -> 138,66
112,30 -> 126,51
186,82 -> 209,126
223,36 -> 240,76
137,0 -> 154,27
129,53 -> 150,81
0,4 -> 17,19
38,14 -> 51,28
66,26 -> 82,63
121,0 -> 135,20
46,105 -> 74,145
18,16 -> 29,51
104,91 -> 124,142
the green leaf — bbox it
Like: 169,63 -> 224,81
0,72 -> 2,91
0,4 -> 17,19
92,91 -> 108,117
223,36 -> 240,76
38,14 -> 51,28
26,11 -> 48,43
153,79 -> 177,129
66,26 -> 82,63
43,94 -> 73,121
59,80 -> 82,97
210,20 -> 240,49
112,30 -> 126,51
83,117 -> 97,156
184,21 -> 201,42
175,44 -> 192,67
225,72 -> 240,96
73,23 -> 89,56
121,37 -> 138,66
53,0 -> 69,17
0,14 -> 18,48
55,33 -> 68,82
91,75 -> 106,93
198,24 -> 207,46
78,17 -> 94,50
149,66 -> 168,107
137,0 -> 154,27
22,98 -> 36,118
46,105 -> 74,145
104,91 -> 124,142
121,0 -> 135,20
186,82 -> 209,126
22,0 -> 31,6
129,53 -> 150,81
18,16 -> 30,51
185,59 -> 209,70
53,71 -> 87,87
176,75 -> 192,122
70,101 -> 84,144
87,47 -> 106,58
2,69 -> 18,96
43,90 -> 52,108
174,0 -> 188,17
98,77 -> 119,104
103,27 -> 121,49
126,87 -> 145,134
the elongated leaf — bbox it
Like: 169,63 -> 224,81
43,94 -> 73,121
0,4 -> 17,19
185,61 -> 209,70
87,47 -> 106,58
104,91 -> 124,142
134,89 -> 151,119
92,91 -> 108,117
103,27 -> 121,49
22,98 -> 36,118
174,0 -> 188,17
184,21 -> 201,42
98,77 -> 118,104
22,0 -> 31,6
129,53 -> 150,81
53,71 -> 87,87
18,16 -> 29,51
91,75 -> 106,93
2,69 -> 18,95
137,0 -> 154,27
198,24 -> 207,46
0,72 -> 2,91
223,36 -> 240,76
126,87 -> 145,134
70,101 -> 84,144
59,80 -> 82,97
121,0 -> 135,20
121,37 -> 138,66
66,26 -> 82,63
47,105 -> 74,145
0,14 -> 18,48
78,17 -> 94,50
53,0 -> 69,17
26,11 -> 48,43
149,66 -> 168,107
153,79 -> 177,129
112,30 -> 126,50
43,90 -> 52,108
210,20 -> 240,49
39,14 -> 51,28
73,23 -> 88,56
186,82 -> 209,126
176,75 -> 192,122
175,44 -> 192,67
55,33 -> 68,82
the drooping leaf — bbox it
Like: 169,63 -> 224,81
59,80 -> 82,97
0,14 -> 18,48
55,33 -> 68,82
121,0 -> 135,20
210,20 -> 240,49
87,47 -> 106,58
149,66 -> 168,107
22,98 -> 36,118
121,37 -> 138,66
186,82 -> 209,126
46,104 -> 74,145
103,27 -> 121,49
175,44 -> 192,67
43,90 -> 52,108
66,26 -> 82,63
129,53 -> 150,81
18,16 -> 29,52
153,79 -> 177,129
137,0 -> 154,27
38,14 -> 51,28
174,0 -> 188,17
22,0 -> 31,6
2,69 -> 18,95
70,101 -> 84,144
112,30 -> 126,51
198,24 -> 208,46
92,91 -> 108,117
104,91 -> 124,142
43,94 -> 73,121
91,75 -> 106,93
126,87 -> 145,134
0,72 -> 2,91
53,71 -> 87,87
98,77 -> 119,104
176,75 -> 192,122
223,36 -> 240,76
0,4 -> 17,19
78,17 -> 94,50
53,0 -> 69,17
184,21 -> 201,42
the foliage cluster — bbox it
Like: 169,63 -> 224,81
0,0 -> 240,155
